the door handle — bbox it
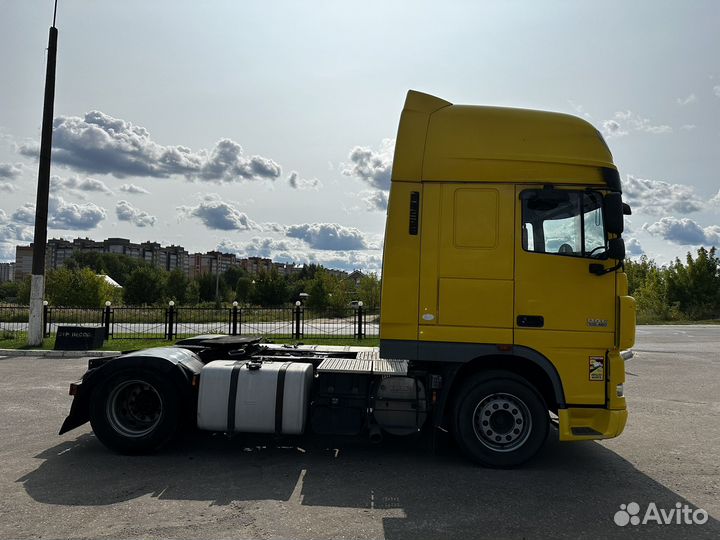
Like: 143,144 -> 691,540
517,315 -> 544,328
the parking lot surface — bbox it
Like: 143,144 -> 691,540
1,325 -> 718,539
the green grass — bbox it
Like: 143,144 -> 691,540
0,331 -> 379,351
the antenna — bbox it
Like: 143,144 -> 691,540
53,0 -> 58,27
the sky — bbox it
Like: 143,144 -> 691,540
0,0 -> 719,272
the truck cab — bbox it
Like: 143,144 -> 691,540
380,91 -> 636,461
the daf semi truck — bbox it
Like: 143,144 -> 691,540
60,90 -> 636,467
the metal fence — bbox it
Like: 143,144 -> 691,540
0,304 -> 380,341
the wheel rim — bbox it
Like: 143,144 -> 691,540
106,380 -> 163,438
472,392 -> 532,452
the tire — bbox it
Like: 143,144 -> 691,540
453,371 -> 549,468
89,369 -> 180,454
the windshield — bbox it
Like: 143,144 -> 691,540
521,190 -> 606,258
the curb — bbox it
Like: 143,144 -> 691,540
0,349 -> 121,358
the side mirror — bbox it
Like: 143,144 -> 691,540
604,193 -> 624,234
606,237 -> 625,260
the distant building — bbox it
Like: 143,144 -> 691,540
15,237 -> 189,279
0,262 -> 14,282
189,251 -> 239,279
14,246 -> 33,281
238,256 -> 273,276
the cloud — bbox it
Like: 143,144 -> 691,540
49,196 -> 106,230
11,197 -> 104,230
362,190 -> 388,211
287,171 -> 321,190
714,85 -> 720,98
601,111 -> 672,138
643,217 -> 720,245
625,238 -> 645,257
116,200 -> 156,227
0,209 -> 34,242
51,174 -> 113,196
0,183 -> 16,192
680,124 -> 696,131
0,162 -> 23,179
179,197 -> 259,231
342,139 -> 394,190
286,223 -> 369,250
602,120 -> 627,138
622,175 -> 704,215
18,111 -> 282,183
676,94 -> 697,106
119,183 -> 150,194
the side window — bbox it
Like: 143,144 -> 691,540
583,192 -> 605,255
521,189 -> 606,257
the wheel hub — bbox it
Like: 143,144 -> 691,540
472,392 -> 532,452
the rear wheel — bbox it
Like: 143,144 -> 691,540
453,372 -> 549,468
89,370 -> 180,454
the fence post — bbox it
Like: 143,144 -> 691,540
231,301 -> 238,336
356,301 -> 364,340
103,301 -> 111,340
42,301 -> 49,337
294,301 -> 302,340
167,301 -> 175,340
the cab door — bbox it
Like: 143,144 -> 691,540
513,186 -> 615,405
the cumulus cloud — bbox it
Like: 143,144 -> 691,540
179,196 -> 259,231
362,190 -> 388,211
342,139 -> 394,191
286,223 -> 369,250
643,217 -> 720,245
0,162 -> 23,179
116,200 -> 156,227
676,94 -> 697,106
622,175 -> 704,215
18,111 -> 282,183
625,238 -> 645,257
119,183 -> 150,194
0,183 -> 16,192
49,196 -> 106,230
0,209 -> 33,242
287,171 -> 321,190
12,197 -> 106,230
51,175 -> 113,196
601,111 -> 672,138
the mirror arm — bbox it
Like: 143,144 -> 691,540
589,261 -> 623,276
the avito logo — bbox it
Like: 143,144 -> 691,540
614,502 -> 708,526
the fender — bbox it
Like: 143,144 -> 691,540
59,347 -> 204,435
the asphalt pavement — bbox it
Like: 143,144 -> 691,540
0,325 -> 718,539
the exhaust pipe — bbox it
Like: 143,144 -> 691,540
369,425 -> 383,444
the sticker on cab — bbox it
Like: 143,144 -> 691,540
589,356 -> 605,381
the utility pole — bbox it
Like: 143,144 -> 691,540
28,2 -> 59,346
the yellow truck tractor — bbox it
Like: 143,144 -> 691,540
60,91 -> 635,468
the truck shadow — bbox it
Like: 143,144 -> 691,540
17,430 -> 719,539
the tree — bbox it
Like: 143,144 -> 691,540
0,281 -> 20,302
249,268 -> 290,306
357,273 -> 381,310
46,268 -> 117,307
123,266 -> 167,305
666,247 -> 720,320
165,268 -> 189,304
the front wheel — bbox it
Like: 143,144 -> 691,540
89,370 -> 180,454
453,372 -> 549,468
